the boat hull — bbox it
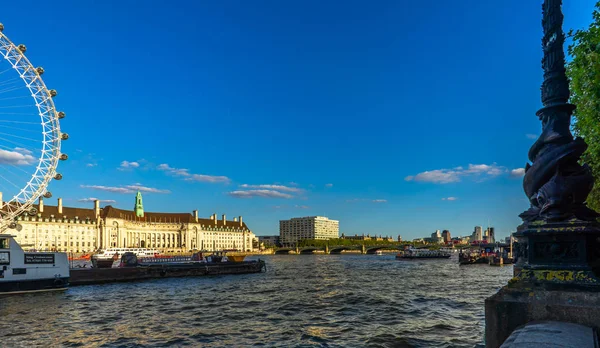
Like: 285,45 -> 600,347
396,255 -> 451,259
0,277 -> 69,295
70,261 -> 266,286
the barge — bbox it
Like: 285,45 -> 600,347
71,252 -> 265,286
395,248 -> 451,259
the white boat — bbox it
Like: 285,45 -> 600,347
375,250 -> 383,255
0,234 -> 69,294
91,247 -> 160,268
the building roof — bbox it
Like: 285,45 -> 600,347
102,205 -> 249,229
30,202 -> 97,220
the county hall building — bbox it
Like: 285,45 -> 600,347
5,191 -> 255,253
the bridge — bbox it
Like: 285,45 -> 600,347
273,244 -> 403,255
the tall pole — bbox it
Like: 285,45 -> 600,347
520,0 -> 597,224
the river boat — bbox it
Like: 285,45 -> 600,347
459,250 -> 489,265
71,252 -> 265,286
91,247 -> 160,268
395,248 -> 451,259
0,234 -> 69,294
375,250 -> 383,255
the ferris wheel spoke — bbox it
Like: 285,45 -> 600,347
0,96 -> 30,102
0,131 -> 40,143
0,135 -> 39,151
0,124 -> 40,134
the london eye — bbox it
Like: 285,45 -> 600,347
0,23 -> 67,230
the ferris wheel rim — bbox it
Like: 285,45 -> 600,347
0,26 -> 63,228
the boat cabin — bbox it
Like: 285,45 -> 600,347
0,234 -> 70,294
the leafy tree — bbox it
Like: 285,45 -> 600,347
567,2 -> 600,210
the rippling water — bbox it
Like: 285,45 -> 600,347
0,254 -> 512,347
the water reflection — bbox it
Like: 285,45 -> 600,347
0,254 -> 511,347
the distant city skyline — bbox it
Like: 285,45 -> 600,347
0,1 -> 596,240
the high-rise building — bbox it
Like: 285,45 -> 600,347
279,216 -> 339,246
442,230 -> 451,243
486,227 -> 495,244
473,226 -> 483,241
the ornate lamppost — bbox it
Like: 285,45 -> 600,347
485,1 -> 600,346
515,0 -> 599,287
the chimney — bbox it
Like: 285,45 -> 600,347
0,191 -> 3,208
213,213 -> 217,225
239,216 -> 243,227
233,217 -> 238,222
39,197 -> 44,213
193,210 -> 198,222
94,199 -> 100,217
222,214 -> 226,226
58,198 -> 63,214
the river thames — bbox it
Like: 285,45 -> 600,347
0,254 -> 512,347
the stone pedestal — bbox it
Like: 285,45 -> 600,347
485,284 -> 600,347
485,221 -> 600,347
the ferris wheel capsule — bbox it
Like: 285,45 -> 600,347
17,44 -> 26,53
57,111 -> 65,119
61,133 -> 68,140
59,154 -> 68,160
43,192 -> 52,198
29,207 -> 37,215
8,222 -> 16,229
54,173 -> 62,180
49,89 -> 57,97
0,24 -> 4,32
36,67 -> 44,75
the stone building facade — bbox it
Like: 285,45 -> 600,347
8,192 -> 255,253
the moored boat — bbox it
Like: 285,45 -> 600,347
91,247 -> 160,268
396,248 -> 451,259
71,252 -> 265,286
0,234 -> 69,294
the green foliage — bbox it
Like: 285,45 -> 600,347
567,2 -> 600,210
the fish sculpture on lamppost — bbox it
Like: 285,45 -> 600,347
485,2 -> 600,346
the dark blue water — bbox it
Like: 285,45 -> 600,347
0,254 -> 512,347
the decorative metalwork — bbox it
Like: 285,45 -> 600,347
519,0 -> 598,223
533,241 -> 579,262
0,24 -> 67,229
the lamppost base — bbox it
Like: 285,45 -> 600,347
512,220 -> 600,289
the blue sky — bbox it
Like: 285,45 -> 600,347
0,1 -> 596,240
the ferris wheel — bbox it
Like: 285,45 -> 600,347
0,23 -> 67,231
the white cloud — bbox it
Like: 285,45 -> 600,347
346,198 -> 388,203
77,197 -> 117,203
442,197 -> 458,201
295,205 -> 310,209
118,160 -> 140,170
228,190 -> 293,199
289,182 -> 299,186
80,184 -> 170,194
405,163 -> 507,184
325,183 -> 333,188
526,134 -> 538,139
86,163 -> 97,167
0,148 -> 35,165
240,184 -> 303,193
510,168 -> 526,178
158,163 -> 230,184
